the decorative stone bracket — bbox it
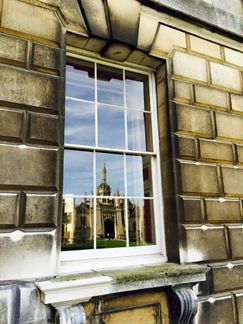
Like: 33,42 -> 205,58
55,305 -> 86,324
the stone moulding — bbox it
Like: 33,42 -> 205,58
55,304 -> 86,324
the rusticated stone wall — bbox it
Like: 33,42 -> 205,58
0,0 -> 65,280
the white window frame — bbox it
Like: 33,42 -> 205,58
60,53 -> 167,272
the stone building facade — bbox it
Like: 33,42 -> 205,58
0,0 -> 243,323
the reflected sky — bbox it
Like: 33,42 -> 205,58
65,99 -> 95,146
96,152 -> 124,196
63,150 -> 93,196
127,110 -> 146,151
66,63 -> 95,101
97,64 -> 124,106
98,104 -> 125,149
126,155 -> 144,197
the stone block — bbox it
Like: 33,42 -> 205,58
0,145 -> 57,187
189,35 -> 221,59
180,162 -> 219,194
0,66 -> 58,110
176,105 -> 212,136
177,136 -> 195,158
174,81 -> 191,102
195,85 -> 228,109
173,52 -> 207,82
205,198 -> 241,222
0,107 -> 23,139
237,145 -> 243,163
183,225 -> 227,262
103,42 -> 132,62
2,0 -> 61,42
29,113 -> 58,144
107,0 -> 141,46
33,43 -> 60,71
0,286 -> 13,324
212,263 -> 243,292
224,48 -> 243,67
231,94 -> 243,113
137,10 -> 158,51
216,112 -> 243,141
236,292 -> 243,324
0,33 -> 26,63
180,197 -> 202,221
0,193 -> 19,227
196,295 -> 234,324
228,226 -> 243,259
25,193 -> 58,226
0,231 -> 56,280
199,139 -> 233,162
222,166 -> 243,195
210,62 -> 242,91
152,24 -> 186,55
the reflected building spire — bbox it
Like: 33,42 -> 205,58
97,164 -> 111,196
101,163 -> 107,184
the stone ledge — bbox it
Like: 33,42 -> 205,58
36,263 -> 208,307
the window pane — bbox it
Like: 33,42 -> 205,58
97,65 -> 124,106
98,104 -> 125,149
125,71 -> 150,111
64,99 -> 95,146
66,62 -> 95,101
127,111 -> 153,152
126,155 -> 153,197
96,153 -> 124,196
63,150 -> 93,196
62,197 -> 94,250
128,198 -> 155,246
96,198 -> 126,248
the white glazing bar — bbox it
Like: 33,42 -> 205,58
123,69 -> 128,151
93,152 -> 97,249
94,62 -> 98,147
124,153 -> 129,247
64,194 -> 154,200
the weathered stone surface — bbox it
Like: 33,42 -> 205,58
152,24 -> 186,55
222,166 -> 243,195
107,0 -> 141,46
180,162 -> 219,194
210,62 -> 241,91
102,42 -> 132,61
212,263 -> 243,292
181,197 -> 202,221
224,47 -> 243,67
29,113 -> 58,144
2,0 -> 61,42
236,292 -> 243,324
199,140 -> 233,162
216,112 -> 243,141
183,225 -> 227,262
196,295 -> 234,324
0,108 -> 23,139
205,198 -> 241,222
33,43 -> 60,71
0,231 -> 56,280
81,0 -> 109,39
25,193 -> 58,226
177,136 -> 195,158
0,33 -> 26,63
137,8 -> 158,51
231,94 -> 243,113
0,66 -> 59,109
85,37 -> 107,52
0,145 -> 58,187
173,52 -> 207,82
237,145 -> 243,163
228,226 -> 243,258
176,105 -> 212,136
0,286 -> 13,324
174,81 -> 191,102
0,193 -> 19,227
195,85 -> 228,109
189,35 -> 221,59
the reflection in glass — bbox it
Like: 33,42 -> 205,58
125,71 -> 150,111
127,111 -> 153,152
63,150 -> 93,196
98,105 -> 125,149
66,61 -> 95,101
62,197 -> 94,250
126,155 -> 153,197
128,199 -> 155,246
96,153 -> 124,196
64,99 -> 95,146
97,65 -> 124,106
96,198 -> 126,249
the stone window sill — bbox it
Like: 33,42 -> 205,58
36,262 -> 208,307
